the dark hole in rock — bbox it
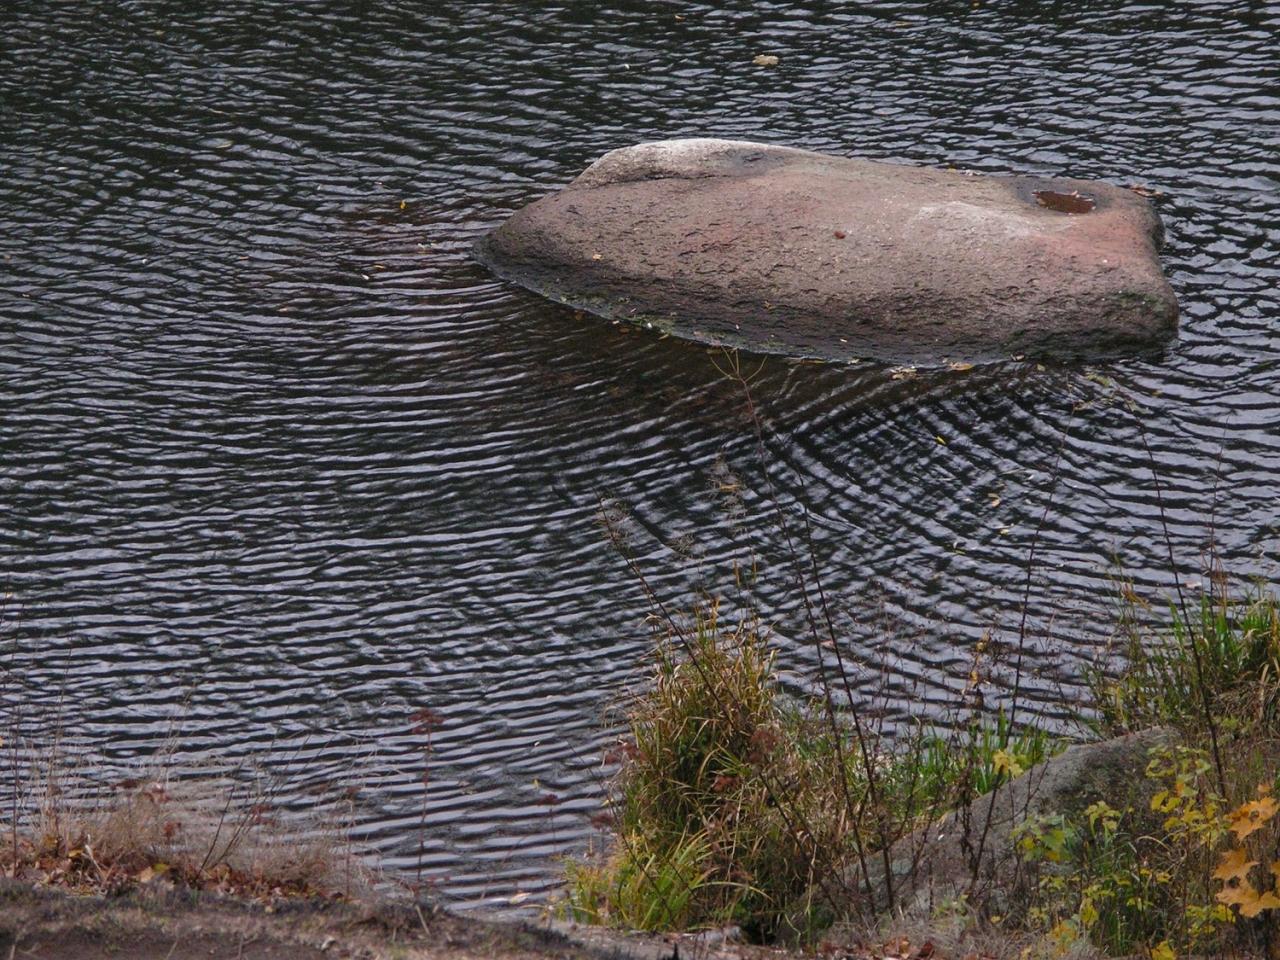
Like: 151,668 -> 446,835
1035,189 -> 1097,214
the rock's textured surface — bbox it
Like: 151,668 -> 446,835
475,139 -> 1178,364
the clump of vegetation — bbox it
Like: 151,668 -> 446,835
1014,747 -> 1229,957
900,707 -> 1060,808
564,571 -> 1280,958
563,607 -> 846,940
0,764 -> 364,902
574,362 -> 1280,956
562,605 -> 1059,943
1090,576 -> 1280,743
1007,576 -> 1280,958
1013,744 -> 1280,959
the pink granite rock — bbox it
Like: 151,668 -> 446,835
476,139 -> 1178,364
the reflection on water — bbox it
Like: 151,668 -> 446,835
1,0 -> 1277,909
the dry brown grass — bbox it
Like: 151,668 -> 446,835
2,752 -> 368,902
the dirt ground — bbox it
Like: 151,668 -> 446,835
0,882 -> 802,960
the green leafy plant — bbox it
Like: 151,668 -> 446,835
1090,578 -> 1280,741
1011,743 -> 1280,958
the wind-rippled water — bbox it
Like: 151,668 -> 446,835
2,1 -> 1277,909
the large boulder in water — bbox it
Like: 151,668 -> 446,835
475,139 -> 1178,364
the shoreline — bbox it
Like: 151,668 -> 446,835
0,880 -> 799,960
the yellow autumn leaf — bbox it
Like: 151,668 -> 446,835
1150,942 -> 1176,960
992,749 -> 1023,778
1240,889 -> 1280,919
1048,919 -> 1079,948
752,54 -> 779,66
1228,796 -> 1278,840
1213,847 -> 1257,883
1216,877 -> 1260,911
1079,897 -> 1098,930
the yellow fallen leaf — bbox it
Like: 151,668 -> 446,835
752,54 -> 779,66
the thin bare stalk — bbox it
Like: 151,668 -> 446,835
1133,415 -> 1227,797
959,409 -> 1072,902
714,350 -> 890,912
409,707 -> 441,893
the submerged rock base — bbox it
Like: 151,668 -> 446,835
476,138 -> 1178,364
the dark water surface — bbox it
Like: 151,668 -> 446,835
2,2 -> 1278,908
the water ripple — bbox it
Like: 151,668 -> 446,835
2,0 -> 1277,910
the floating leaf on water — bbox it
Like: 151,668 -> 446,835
752,54 -> 779,66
